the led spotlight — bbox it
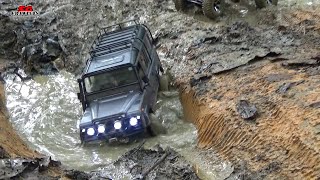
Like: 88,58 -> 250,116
87,127 -> 95,136
114,121 -> 122,130
98,125 -> 105,133
130,117 -> 138,126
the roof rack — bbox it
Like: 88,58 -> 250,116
89,20 -> 139,55
88,20 -> 155,58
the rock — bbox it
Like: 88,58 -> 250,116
53,57 -> 65,71
276,82 -> 292,94
265,73 -> 292,83
189,74 -> 211,87
309,102 -> 320,108
236,100 -> 258,120
281,59 -> 320,68
276,80 -> 304,94
0,14 -> 18,59
0,158 -> 34,179
21,35 -> 64,74
45,37 -> 62,57
65,170 -> 91,180
0,146 -> 9,159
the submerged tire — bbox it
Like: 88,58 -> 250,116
255,0 -> 278,8
202,0 -> 223,19
159,75 -> 169,91
173,0 -> 187,12
147,113 -> 166,136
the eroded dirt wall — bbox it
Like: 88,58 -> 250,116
0,83 -> 40,158
180,59 -> 320,179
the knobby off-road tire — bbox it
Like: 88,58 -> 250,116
202,0 -> 223,20
255,0 -> 278,8
147,113 -> 167,136
173,0 -> 187,12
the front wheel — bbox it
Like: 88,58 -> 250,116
159,74 -> 169,91
202,0 -> 224,19
147,113 -> 166,136
255,0 -> 278,8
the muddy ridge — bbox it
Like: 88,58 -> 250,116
176,11 -> 320,179
1,0 -> 320,179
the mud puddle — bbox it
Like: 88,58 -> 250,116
4,71 -> 232,179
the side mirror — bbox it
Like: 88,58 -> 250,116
77,78 -> 82,83
142,76 -> 149,84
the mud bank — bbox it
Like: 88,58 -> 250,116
0,83 -> 70,179
1,0 -> 320,179
177,11 -> 320,179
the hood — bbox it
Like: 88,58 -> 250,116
80,91 -> 142,124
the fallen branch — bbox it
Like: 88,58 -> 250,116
131,140 -> 146,155
139,148 -> 170,179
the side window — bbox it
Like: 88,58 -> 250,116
144,36 -> 152,53
139,51 -> 149,73
143,36 -> 153,62
137,63 -> 145,79
143,49 -> 150,66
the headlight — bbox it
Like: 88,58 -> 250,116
114,121 -> 122,130
87,127 -> 95,136
136,115 -> 141,119
130,117 -> 138,126
98,125 -> 105,133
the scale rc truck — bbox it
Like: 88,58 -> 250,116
173,0 -> 278,19
77,20 -> 166,143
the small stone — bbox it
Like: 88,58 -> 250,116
276,82 -> 292,94
236,100 -> 258,120
309,102 -> 320,108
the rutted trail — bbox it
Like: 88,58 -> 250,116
1,0 -> 320,179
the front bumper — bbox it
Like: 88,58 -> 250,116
80,116 -> 147,143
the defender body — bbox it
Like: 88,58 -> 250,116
77,20 -> 163,143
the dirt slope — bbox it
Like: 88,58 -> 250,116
0,83 -> 39,158
176,8 -> 320,180
1,0 -> 320,179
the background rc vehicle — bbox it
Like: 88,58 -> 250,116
173,0 -> 278,19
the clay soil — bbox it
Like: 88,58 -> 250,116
1,0 -> 320,179
176,8 -> 320,180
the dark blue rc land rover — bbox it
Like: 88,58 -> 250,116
77,20 -> 167,143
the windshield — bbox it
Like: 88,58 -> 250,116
84,66 -> 138,93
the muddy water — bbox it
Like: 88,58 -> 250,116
4,71 -> 232,179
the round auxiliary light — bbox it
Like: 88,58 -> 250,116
114,121 -> 122,130
87,127 -> 95,136
130,117 -> 138,126
98,125 -> 105,133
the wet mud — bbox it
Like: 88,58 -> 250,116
1,0 -> 320,179
114,143 -> 199,180
178,20 -> 320,179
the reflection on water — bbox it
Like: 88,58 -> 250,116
5,71 -> 232,179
